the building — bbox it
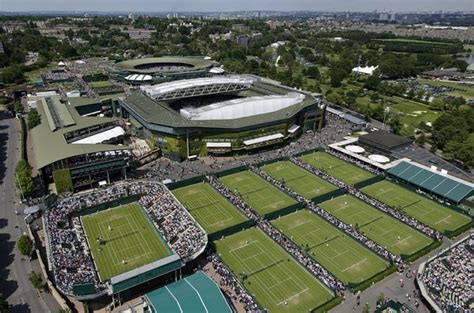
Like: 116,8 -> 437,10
358,130 -> 412,154
231,23 -> 250,32
28,95 -> 132,192
108,56 -> 217,85
236,35 -> 249,46
118,75 -> 321,161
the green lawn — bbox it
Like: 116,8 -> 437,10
88,80 -> 114,88
219,171 -> 297,216
362,180 -> 472,234
320,195 -> 433,256
272,210 -> 389,285
214,227 -> 334,312
261,161 -> 338,199
81,203 -> 171,282
300,152 -> 374,185
172,182 -> 248,234
417,79 -> 474,100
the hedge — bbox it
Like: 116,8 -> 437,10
312,296 -> 343,313
444,219 -> 473,239
348,264 -> 399,292
401,240 -> 443,263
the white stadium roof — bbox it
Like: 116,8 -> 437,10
180,92 -> 305,121
141,76 -> 253,98
125,74 -> 153,82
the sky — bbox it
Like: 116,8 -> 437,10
0,0 -> 472,12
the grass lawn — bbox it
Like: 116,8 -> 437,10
214,227 -> 334,312
362,180 -> 472,234
261,161 -> 338,199
417,79 -> 474,100
374,38 -> 454,45
320,195 -> 433,256
219,171 -> 297,216
300,152 -> 374,185
88,80 -> 113,88
81,203 -> 171,282
272,210 -> 389,285
172,182 -> 248,234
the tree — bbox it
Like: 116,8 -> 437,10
362,303 -> 370,313
17,235 -> 34,256
15,159 -> 34,197
14,101 -> 24,113
388,115 -> 402,135
27,109 -> 41,129
0,295 -> 8,313
369,92 -> 380,103
303,66 -> 320,80
330,68 -> 345,87
363,71 -> 381,90
29,271 -> 44,290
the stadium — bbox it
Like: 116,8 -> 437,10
108,56 -> 218,84
118,75 -> 321,161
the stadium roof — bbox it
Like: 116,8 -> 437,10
122,80 -> 317,130
114,57 -> 214,74
29,95 -> 130,169
387,160 -> 474,203
145,271 -> 232,313
180,93 -> 305,121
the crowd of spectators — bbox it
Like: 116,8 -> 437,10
420,236 -> 473,312
44,181 -> 206,295
207,252 -> 261,312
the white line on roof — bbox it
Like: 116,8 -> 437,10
165,286 -> 184,313
184,278 -> 209,313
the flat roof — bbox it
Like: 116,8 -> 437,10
359,130 -> 412,150
122,79 -> 317,130
29,95 -> 130,169
243,133 -> 284,145
145,271 -> 232,313
114,57 -> 214,74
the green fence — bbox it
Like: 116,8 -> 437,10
77,195 -> 142,216
348,264 -> 398,292
256,156 -> 290,167
215,166 -> 248,178
264,202 -> 306,220
293,147 -> 325,158
401,240 -> 442,263
312,188 -> 346,204
312,296 -> 342,313
354,175 -> 385,190
208,220 -> 256,241
72,282 -> 97,296
166,175 -> 207,190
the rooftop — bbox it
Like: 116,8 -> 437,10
359,130 -> 412,151
114,56 -> 214,74
29,95 -> 130,169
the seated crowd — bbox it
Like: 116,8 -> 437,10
421,236 -> 473,312
44,181 -> 206,295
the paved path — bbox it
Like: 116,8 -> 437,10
0,111 -> 60,313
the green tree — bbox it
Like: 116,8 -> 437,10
15,159 -> 34,197
330,68 -> 345,87
0,295 -> 8,313
17,235 -> 34,256
388,115 -> 402,135
303,66 -> 321,80
14,101 -> 24,113
29,271 -> 44,290
27,109 -> 41,129
364,71 -> 381,90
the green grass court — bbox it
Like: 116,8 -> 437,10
172,182 -> 248,234
261,161 -> 338,199
214,227 -> 333,312
88,80 -> 114,88
300,152 -> 375,185
362,180 -> 472,233
320,195 -> 433,256
272,210 -> 389,285
81,203 -> 171,282
219,171 -> 297,216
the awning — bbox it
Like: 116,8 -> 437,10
71,126 -> 125,145
243,133 -> 284,146
24,205 -> 40,215
288,124 -> 300,134
206,142 -> 231,148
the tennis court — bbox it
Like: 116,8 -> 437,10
261,161 -> 338,199
362,180 -> 472,233
300,151 -> 374,185
320,195 -> 433,256
81,203 -> 171,282
172,182 -> 248,234
219,171 -> 297,216
272,210 -> 389,285
214,227 -> 334,312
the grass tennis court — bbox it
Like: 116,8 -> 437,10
320,195 -> 433,256
81,203 -> 171,282
172,182 -> 248,234
219,171 -> 297,216
272,210 -> 389,285
214,227 -> 334,312
300,151 -> 375,185
362,180 -> 472,233
261,161 -> 338,199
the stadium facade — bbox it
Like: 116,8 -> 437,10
118,75 -> 321,161
108,56 -> 219,84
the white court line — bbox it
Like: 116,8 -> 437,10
434,215 -> 451,225
228,240 -> 258,254
287,219 -> 312,230
341,258 -> 367,273
277,288 -> 310,305
392,235 -> 413,247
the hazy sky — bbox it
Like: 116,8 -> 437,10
0,0 -> 472,12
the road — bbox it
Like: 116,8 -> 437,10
0,111 -> 57,313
